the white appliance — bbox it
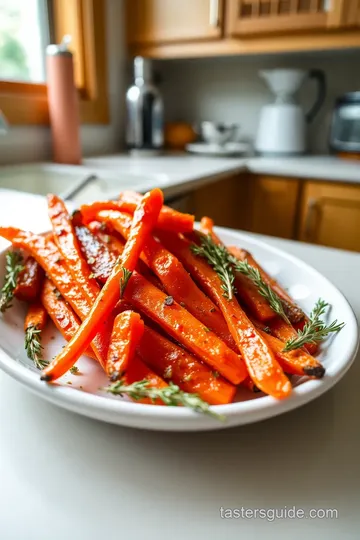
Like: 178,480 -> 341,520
255,68 -> 326,155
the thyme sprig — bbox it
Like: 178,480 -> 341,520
230,256 -> 291,325
191,236 -> 235,300
25,324 -> 48,370
104,379 -> 225,421
119,268 -> 133,298
283,299 -> 345,352
0,251 -> 24,313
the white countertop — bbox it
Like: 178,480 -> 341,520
83,154 -> 360,195
0,192 -> 360,540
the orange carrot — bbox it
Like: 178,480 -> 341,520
228,245 -> 305,325
41,188 -> 164,381
24,302 -> 47,333
106,310 -> 144,380
137,325 -> 236,405
125,355 -> 168,405
47,194 -> 100,303
196,222 -> 276,322
157,231 -> 291,399
73,219 -> 117,284
267,316 -> 318,355
80,195 -> 194,233
41,278 -> 96,359
95,209 -> 236,349
259,329 -> 325,378
123,271 -> 247,385
0,227 -> 111,365
14,256 -> 44,302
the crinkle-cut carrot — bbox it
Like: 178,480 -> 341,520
24,302 -> 47,333
79,195 -> 194,233
228,245 -> 305,325
95,209 -> 236,349
136,324 -> 236,405
106,310 -> 144,380
15,256 -> 44,303
259,328 -> 325,378
197,220 -> 276,322
157,231 -> 291,399
47,194 -> 99,304
0,227 -> 110,365
40,188 -> 164,381
41,278 -> 95,359
123,271 -> 247,385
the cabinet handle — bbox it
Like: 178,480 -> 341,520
209,0 -> 220,27
304,198 -> 319,242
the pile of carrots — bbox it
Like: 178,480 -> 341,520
0,188 -> 326,410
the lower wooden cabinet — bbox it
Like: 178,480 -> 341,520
248,176 -> 300,239
298,181 -> 360,252
190,174 -> 360,252
189,174 -> 250,230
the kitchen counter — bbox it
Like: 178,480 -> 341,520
0,191 -> 360,540
84,154 -> 360,195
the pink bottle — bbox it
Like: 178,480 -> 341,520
46,36 -> 82,164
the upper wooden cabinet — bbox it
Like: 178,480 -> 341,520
298,181 -> 360,252
127,0 -> 224,45
127,0 -> 360,57
225,0 -> 360,36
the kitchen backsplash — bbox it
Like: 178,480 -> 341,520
157,51 -> 360,154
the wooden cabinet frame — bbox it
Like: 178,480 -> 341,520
0,0 -> 108,125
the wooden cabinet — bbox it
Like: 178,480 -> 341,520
127,0 -> 224,45
189,174 -> 251,230
298,181 -> 360,252
226,0 -> 329,36
127,0 -> 360,57
248,176 -> 300,239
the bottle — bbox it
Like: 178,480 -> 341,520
46,35 -> 82,164
126,57 -> 164,154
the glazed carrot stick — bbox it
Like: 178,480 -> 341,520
79,196 -> 194,233
125,355 -> 168,405
137,325 -> 236,405
25,302 -> 47,333
0,228 -> 110,365
41,278 -> 96,359
259,329 -> 325,378
81,216 -> 165,290
157,231 -> 291,398
106,310 -> 144,380
14,256 -> 44,302
41,188 -> 164,381
47,194 -> 100,304
267,316 -> 318,355
123,271 -> 247,385
118,190 -> 195,233
95,209 -> 236,349
197,221 -> 276,322
228,245 -> 305,324
73,218 -> 117,284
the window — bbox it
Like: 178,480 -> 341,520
0,0 -> 108,125
0,0 -> 50,83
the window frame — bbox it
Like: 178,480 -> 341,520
0,0 -> 108,125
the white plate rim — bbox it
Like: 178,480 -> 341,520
0,227 -> 358,431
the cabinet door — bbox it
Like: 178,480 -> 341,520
225,0 -> 356,36
127,0 -> 224,45
189,174 -> 251,230
249,176 -> 300,239
298,181 -> 360,252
